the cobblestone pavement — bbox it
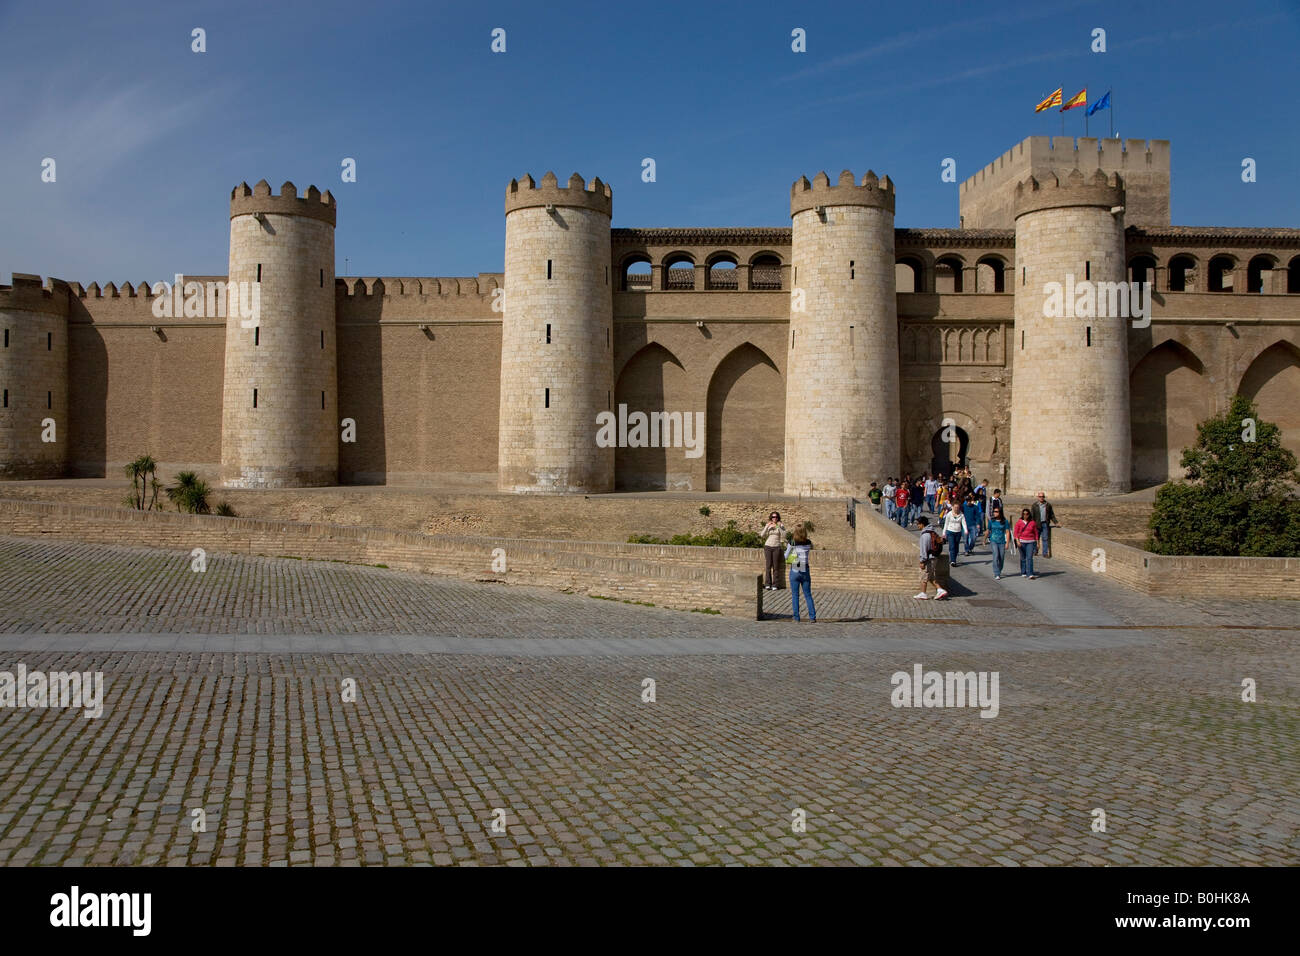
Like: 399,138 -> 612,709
0,536 -> 1297,866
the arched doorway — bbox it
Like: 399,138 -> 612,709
614,342 -> 688,490
1238,341 -> 1300,457
706,343 -> 783,492
930,425 -> 969,477
1129,340 -> 1207,487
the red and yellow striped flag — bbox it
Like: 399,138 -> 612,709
1034,88 -> 1062,112
1060,88 -> 1087,112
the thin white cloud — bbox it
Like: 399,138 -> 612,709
776,0 -> 1093,85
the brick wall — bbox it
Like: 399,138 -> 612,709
854,501 -> 950,585
0,498 -> 929,617
1051,526 -> 1299,597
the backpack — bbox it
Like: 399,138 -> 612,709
922,529 -> 942,557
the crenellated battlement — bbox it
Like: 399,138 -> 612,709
790,169 -> 895,217
1013,168 -> 1125,218
335,275 -> 504,298
960,136 -> 1169,194
961,135 -> 1168,229
230,179 -> 336,226
505,172 -> 612,216
63,280 -> 156,299
0,274 -> 70,316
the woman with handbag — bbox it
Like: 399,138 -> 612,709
1012,508 -> 1040,579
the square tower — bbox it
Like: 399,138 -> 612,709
960,136 -> 1170,229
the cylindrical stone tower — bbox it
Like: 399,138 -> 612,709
222,180 -> 337,488
1009,168 -> 1131,497
785,170 -> 899,496
498,172 -> 613,493
0,274 -> 69,479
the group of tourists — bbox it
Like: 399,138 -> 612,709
758,476 -> 1061,618
759,511 -> 817,623
876,470 -> 1060,600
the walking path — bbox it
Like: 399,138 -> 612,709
1,533 -> 1297,867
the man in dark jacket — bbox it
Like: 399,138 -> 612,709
1032,491 -> 1059,558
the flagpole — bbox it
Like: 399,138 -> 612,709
1111,90 -> 1115,138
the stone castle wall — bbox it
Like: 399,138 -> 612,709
0,275 -> 68,478
499,175 -> 614,493
1009,172 -> 1131,496
335,276 -> 502,486
222,183 -> 338,488
786,172 -> 899,496
2,137 -> 1298,499
960,137 -> 1170,229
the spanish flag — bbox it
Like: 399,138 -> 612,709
1060,88 -> 1087,112
1035,88 -> 1062,112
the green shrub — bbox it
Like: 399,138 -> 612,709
628,520 -> 763,548
165,471 -> 213,515
698,506 -> 711,516
1148,396 -> 1300,557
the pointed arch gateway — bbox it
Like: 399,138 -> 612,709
614,342 -> 690,490
1237,340 -> 1300,459
1129,338 -> 1208,487
706,342 -> 783,492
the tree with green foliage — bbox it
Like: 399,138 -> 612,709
1148,396 -> 1300,557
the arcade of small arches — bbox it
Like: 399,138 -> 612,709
893,251 -> 1300,296
893,253 -> 1009,294
614,248 -> 1018,295
1126,252 -> 1300,294
617,251 -> 786,292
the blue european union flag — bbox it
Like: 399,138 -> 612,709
1087,91 -> 1111,116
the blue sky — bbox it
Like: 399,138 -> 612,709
1,0 -> 1297,283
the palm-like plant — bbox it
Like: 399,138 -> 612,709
123,455 -> 159,510
166,471 -> 199,512
166,472 -> 213,515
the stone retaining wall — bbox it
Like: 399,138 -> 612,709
854,500 -> 950,585
1051,527 -> 1299,597
0,498 -> 927,618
